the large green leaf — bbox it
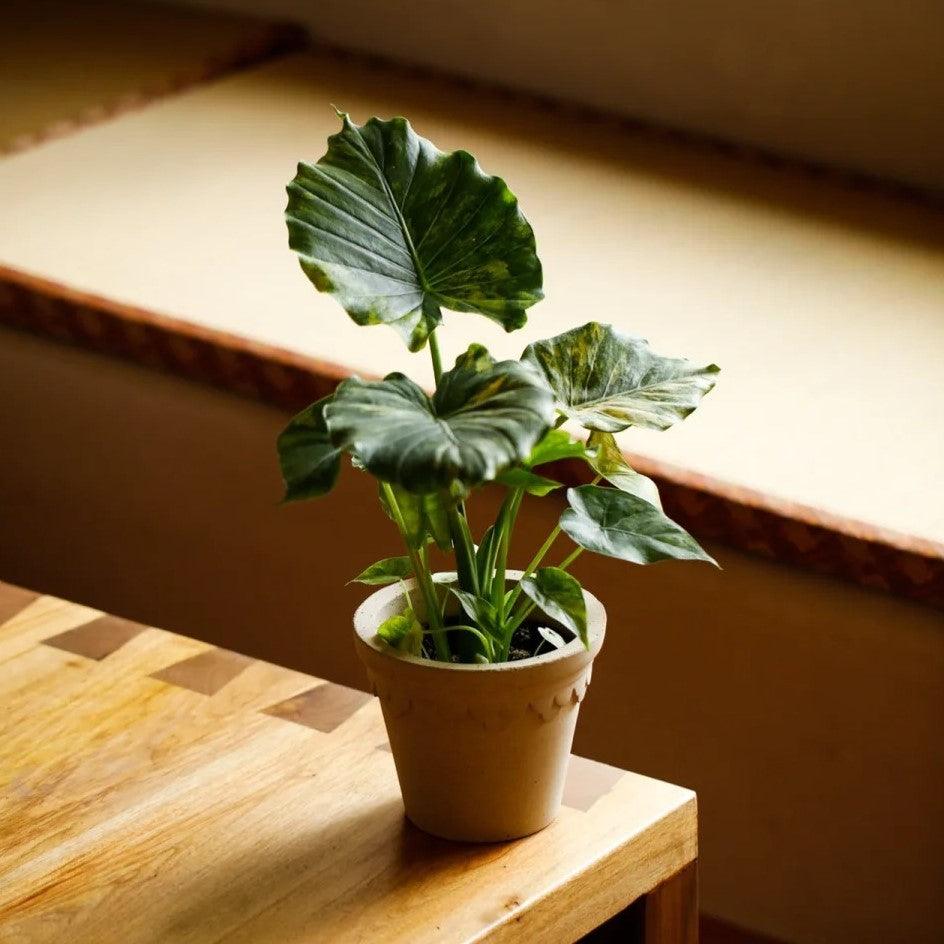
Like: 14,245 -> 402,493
378,482 -> 451,550
276,396 -> 343,502
560,485 -> 717,566
586,431 -> 662,509
286,113 -> 543,351
522,322 -> 719,432
520,567 -> 588,648
325,359 -> 555,492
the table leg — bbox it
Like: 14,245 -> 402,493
578,860 -> 698,943
643,860 -> 698,944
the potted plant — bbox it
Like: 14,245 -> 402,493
278,112 -> 719,842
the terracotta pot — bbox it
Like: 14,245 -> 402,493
353,571 -> 606,842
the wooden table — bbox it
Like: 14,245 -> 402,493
0,581 -> 698,943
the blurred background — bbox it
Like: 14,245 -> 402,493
1,2 -> 942,942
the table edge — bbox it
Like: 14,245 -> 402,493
476,795 -> 698,944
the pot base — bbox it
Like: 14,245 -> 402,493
404,808 -> 557,844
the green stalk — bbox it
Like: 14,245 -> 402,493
446,500 -> 480,596
481,493 -> 512,601
381,482 -> 450,661
504,473 -> 601,615
428,326 -> 444,384
420,321 -> 451,656
503,522 -> 561,616
492,488 -> 523,615
558,546 -> 584,570
498,477 -> 602,659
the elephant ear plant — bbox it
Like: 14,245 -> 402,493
278,112 -> 719,664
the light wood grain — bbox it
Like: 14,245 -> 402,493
645,861 -> 699,944
0,582 -> 697,943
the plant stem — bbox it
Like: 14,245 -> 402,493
446,500 -> 480,596
558,546 -> 584,570
492,488 -> 523,614
503,523 -> 561,616
497,477 -> 602,659
381,482 -> 450,660
504,472 -> 601,614
481,493 -> 510,602
428,329 -> 444,384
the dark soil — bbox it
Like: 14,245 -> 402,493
422,619 -> 575,663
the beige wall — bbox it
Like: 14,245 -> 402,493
174,0 -> 944,194
2,327 -> 942,944
5,52 -> 942,546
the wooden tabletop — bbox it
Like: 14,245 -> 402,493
0,581 -> 697,943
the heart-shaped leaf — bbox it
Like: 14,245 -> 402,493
561,485 -> 717,566
349,556 -> 413,585
522,322 -> 719,432
286,113 -> 543,350
325,359 -> 555,492
520,567 -> 588,648
586,431 -> 662,508
276,396 -> 343,502
378,482 -> 451,550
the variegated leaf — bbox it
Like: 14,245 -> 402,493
522,322 -> 719,432
286,113 -> 543,350
560,485 -> 717,566
325,358 -> 555,492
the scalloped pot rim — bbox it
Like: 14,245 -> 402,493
353,570 -> 606,673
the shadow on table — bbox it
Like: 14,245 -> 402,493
157,797 -> 517,942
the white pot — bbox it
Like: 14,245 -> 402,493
353,572 -> 606,842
